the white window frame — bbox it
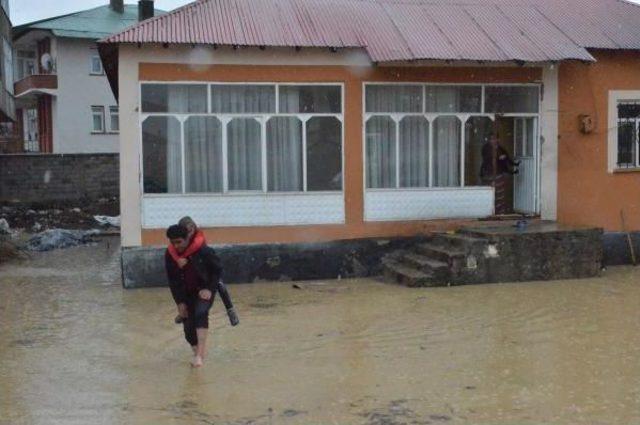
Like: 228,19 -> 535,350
138,81 -> 345,196
91,106 -> 105,133
108,106 -> 119,133
363,82 -> 541,190
608,90 -> 640,172
16,49 -> 36,80
90,50 -> 104,75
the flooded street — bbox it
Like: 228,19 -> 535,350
1,239 -> 640,425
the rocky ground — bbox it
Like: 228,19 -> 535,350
0,197 -> 120,262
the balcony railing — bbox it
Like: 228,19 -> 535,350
14,74 -> 58,98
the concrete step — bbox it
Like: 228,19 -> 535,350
402,252 -> 448,272
416,243 -> 466,264
382,259 -> 435,288
429,233 -> 487,249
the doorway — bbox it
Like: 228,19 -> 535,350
465,115 -> 539,215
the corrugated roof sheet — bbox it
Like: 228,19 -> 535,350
15,5 -> 165,41
100,0 -> 640,63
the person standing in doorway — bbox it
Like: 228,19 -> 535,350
165,224 -> 229,367
480,133 -> 519,215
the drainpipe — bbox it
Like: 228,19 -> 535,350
138,0 -> 154,21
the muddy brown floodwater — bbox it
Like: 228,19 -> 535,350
1,238 -> 640,425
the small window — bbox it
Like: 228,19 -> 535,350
90,53 -> 103,75
425,86 -> 481,113
278,85 -> 341,113
365,85 -> 423,113
141,84 -> 207,113
617,102 -> 640,169
109,106 -> 119,133
211,84 -> 275,113
92,106 -> 105,133
485,86 -> 539,113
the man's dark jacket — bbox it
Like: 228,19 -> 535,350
165,245 -> 222,305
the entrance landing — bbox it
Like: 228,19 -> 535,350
383,221 -> 603,287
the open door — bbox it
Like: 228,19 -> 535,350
513,117 -> 538,215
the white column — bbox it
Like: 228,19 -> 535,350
118,46 -> 143,247
540,64 -> 559,221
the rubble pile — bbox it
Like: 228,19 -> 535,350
0,197 -> 119,232
25,229 -> 101,252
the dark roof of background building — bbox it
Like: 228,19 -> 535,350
15,4 -> 165,41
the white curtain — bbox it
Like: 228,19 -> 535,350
434,116 -> 461,187
267,117 -> 303,191
399,116 -> 429,187
228,118 -> 262,190
165,118 -> 182,193
425,86 -> 481,113
211,85 -> 275,113
141,116 -> 181,193
184,116 -> 222,193
365,85 -> 422,113
366,116 -> 396,188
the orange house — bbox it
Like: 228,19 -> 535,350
98,0 -> 640,283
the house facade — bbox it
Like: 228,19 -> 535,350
12,0 -> 160,154
99,0 -> 640,257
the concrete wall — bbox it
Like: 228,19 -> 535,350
558,50 -> 640,232
54,38 -> 118,154
0,153 -> 118,204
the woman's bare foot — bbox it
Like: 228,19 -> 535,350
191,355 -> 204,368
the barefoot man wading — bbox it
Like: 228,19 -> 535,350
165,224 -> 235,367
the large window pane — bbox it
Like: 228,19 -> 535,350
365,85 -> 422,113
465,116 -> 494,186
184,116 -> 222,193
141,84 -> 207,113
211,85 -> 275,113
485,86 -> 539,113
399,116 -> 429,188
307,116 -> 342,191
366,116 -> 396,188
142,116 -> 182,193
618,122 -> 636,168
279,85 -> 341,113
227,118 -> 262,190
433,116 -> 461,187
267,117 -> 303,191
525,118 -> 535,157
425,86 -> 481,113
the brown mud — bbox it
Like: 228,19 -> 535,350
1,239 -> 639,424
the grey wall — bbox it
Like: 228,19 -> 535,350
54,38 -> 119,154
0,153 -> 118,204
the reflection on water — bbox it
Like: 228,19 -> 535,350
1,238 -> 640,424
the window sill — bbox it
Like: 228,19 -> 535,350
91,131 -> 106,135
143,191 -> 343,198
89,73 -> 105,76
613,167 -> 640,173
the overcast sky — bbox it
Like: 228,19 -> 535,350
8,0 -> 640,25
9,0 -> 192,25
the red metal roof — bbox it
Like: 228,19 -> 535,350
101,0 -> 640,63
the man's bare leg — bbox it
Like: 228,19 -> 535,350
191,328 -> 208,367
